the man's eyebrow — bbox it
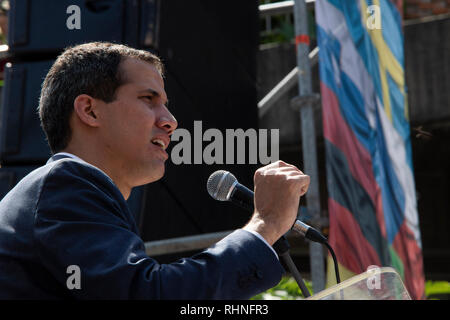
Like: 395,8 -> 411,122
139,88 -> 169,106
139,88 -> 160,96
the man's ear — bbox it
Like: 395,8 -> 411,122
73,94 -> 100,127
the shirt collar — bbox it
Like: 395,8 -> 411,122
50,152 -> 112,181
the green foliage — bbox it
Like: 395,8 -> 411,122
251,276 -> 313,300
425,281 -> 450,300
259,0 -> 316,45
260,18 -> 294,45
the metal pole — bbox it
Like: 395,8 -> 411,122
292,0 -> 325,293
258,0 -> 316,17
257,47 -> 319,118
145,230 -> 233,256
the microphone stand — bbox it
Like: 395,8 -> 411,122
273,236 -> 311,298
228,195 -> 312,297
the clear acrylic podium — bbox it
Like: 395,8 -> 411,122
307,267 -> 411,300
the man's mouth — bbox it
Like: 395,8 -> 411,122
151,138 -> 167,150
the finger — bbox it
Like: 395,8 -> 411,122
263,166 -> 303,176
297,175 -> 310,195
285,174 -> 310,195
259,160 -> 296,171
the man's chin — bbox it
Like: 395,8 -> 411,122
137,163 -> 166,186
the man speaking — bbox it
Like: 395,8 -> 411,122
0,42 -> 310,299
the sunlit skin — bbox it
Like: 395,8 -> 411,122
63,58 -> 178,200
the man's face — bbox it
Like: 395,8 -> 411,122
98,58 -> 177,187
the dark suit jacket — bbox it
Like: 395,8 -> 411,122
0,155 -> 284,299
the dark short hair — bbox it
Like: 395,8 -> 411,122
38,41 -> 164,154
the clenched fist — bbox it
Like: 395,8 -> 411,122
243,161 -> 310,246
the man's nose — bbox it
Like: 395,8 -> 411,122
157,107 -> 178,136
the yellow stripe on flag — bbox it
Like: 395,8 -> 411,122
360,0 -> 406,122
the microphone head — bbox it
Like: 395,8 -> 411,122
207,170 -> 237,201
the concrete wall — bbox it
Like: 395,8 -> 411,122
405,15 -> 450,125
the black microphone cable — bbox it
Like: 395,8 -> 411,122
324,241 -> 341,284
292,220 -> 341,284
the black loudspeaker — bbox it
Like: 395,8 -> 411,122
1,0 -> 160,164
8,0 -> 158,55
0,60 -> 54,164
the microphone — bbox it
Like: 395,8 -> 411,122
207,170 -> 327,244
